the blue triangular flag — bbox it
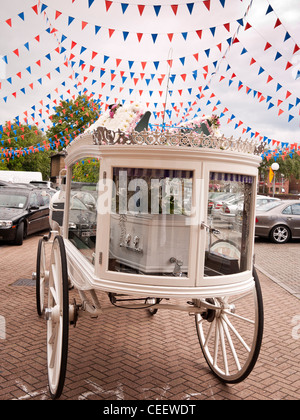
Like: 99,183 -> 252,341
266,5 -> 273,14
187,3 -> 194,14
151,33 -> 158,43
153,5 -> 161,16
121,3 -> 129,14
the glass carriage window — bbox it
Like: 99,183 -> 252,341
68,158 -> 100,264
109,168 -> 193,277
205,172 -> 254,276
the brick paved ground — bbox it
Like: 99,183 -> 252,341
0,233 -> 299,400
255,237 -> 300,299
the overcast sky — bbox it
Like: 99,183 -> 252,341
0,0 -> 300,146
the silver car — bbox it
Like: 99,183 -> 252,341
255,200 -> 300,244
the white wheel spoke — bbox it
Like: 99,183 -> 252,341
223,309 -> 255,325
221,316 -> 241,371
49,286 -> 58,306
213,320 -> 219,366
222,314 -> 251,353
218,319 -> 229,376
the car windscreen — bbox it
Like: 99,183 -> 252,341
256,201 -> 282,212
0,191 -> 28,209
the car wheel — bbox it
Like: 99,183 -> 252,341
14,222 -> 24,246
270,225 -> 290,244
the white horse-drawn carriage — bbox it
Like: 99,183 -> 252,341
34,109 -> 264,399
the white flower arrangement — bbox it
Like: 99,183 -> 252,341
87,102 -> 145,134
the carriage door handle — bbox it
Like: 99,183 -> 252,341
201,222 -> 220,235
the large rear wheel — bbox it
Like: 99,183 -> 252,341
46,235 -> 69,399
195,267 -> 263,383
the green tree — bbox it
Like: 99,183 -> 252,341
0,122 -> 51,179
46,94 -> 100,149
260,153 -> 300,180
72,158 -> 100,183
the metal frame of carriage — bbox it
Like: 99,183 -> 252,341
34,125 -> 264,399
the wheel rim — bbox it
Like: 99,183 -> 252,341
195,270 -> 263,383
273,226 -> 289,243
47,236 -> 69,399
36,239 -> 48,316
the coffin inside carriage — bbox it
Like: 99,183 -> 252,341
109,213 -> 190,275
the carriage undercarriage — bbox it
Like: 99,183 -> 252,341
35,225 -> 263,399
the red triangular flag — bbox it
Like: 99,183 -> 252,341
137,33 -> 143,42
245,22 -> 252,30
108,28 -> 115,37
203,0 -> 210,11
224,23 -> 230,32
35,35 -> 40,42
274,18 -> 281,28
6,18 -> 12,27
267,75 -> 273,83
171,5 -> 178,15
250,57 -> 256,65
91,51 -> 98,59
141,61 -> 147,70
293,44 -> 300,54
116,58 -> 122,67
193,53 -> 199,61
16,72 -> 22,78
82,21 -> 88,30
264,42 -> 272,51
13,49 -> 19,57
285,61 -> 293,70
167,33 -> 174,42
55,10 -> 62,19
196,30 -> 202,39
71,41 -> 77,49
105,1 -> 112,12
138,5 -> 145,15
32,5 -> 38,14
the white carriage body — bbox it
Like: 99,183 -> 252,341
56,128 -> 262,299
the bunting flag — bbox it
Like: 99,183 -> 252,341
1,0 -> 299,151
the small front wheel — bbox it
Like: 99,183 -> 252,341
46,235 -> 69,399
195,267 -> 263,383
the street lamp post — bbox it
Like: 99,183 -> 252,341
271,162 -> 279,197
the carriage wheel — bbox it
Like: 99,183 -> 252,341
36,238 -> 49,316
46,235 -> 69,399
195,267 -> 263,383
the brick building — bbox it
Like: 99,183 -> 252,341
50,152 -> 66,187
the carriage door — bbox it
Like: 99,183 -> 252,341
67,157 -> 100,265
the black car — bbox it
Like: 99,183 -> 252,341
0,185 -> 52,245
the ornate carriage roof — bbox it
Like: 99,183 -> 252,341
66,126 -> 264,157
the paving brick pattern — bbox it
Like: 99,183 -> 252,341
0,234 -> 299,400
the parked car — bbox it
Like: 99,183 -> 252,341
221,195 -> 281,225
209,192 -> 237,217
255,199 -> 300,244
0,185 -> 52,245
